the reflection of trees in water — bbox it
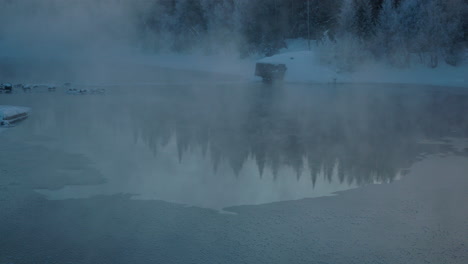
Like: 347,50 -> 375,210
129,85 -> 468,186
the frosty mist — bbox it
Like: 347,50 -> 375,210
0,0 -> 466,70
0,0 -> 137,57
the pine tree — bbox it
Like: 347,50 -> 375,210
172,0 -> 208,51
374,0 -> 402,64
353,0 -> 374,40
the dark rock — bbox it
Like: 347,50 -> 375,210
255,63 -> 287,82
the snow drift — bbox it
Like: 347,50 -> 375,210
0,105 -> 31,126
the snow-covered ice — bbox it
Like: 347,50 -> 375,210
0,105 -> 31,126
1,74 -> 467,263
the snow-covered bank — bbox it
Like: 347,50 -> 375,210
257,50 -> 468,87
1,47 -> 465,87
130,49 -> 467,87
258,51 -> 336,83
0,105 -> 31,126
339,61 -> 467,87
132,38 -> 467,88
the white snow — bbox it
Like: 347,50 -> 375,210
337,61 -> 467,87
132,47 -> 467,87
0,105 -> 31,126
258,51 -> 337,84
256,41 -> 468,87
0,105 -> 30,119
1,37 -> 466,87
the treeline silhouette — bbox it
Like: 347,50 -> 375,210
129,0 -> 467,66
1,0 -> 465,67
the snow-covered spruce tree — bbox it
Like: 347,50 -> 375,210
336,0 -> 375,40
418,0 -> 464,67
432,0 -> 465,66
292,0 -> 341,45
331,0 -> 374,72
353,0 -> 375,40
385,0 -> 465,68
374,0 -> 396,58
171,0 -> 208,52
130,0 -> 177,52
338,0 -> 356,35
199,0 -> 245,54
418,0 -> 447,67
373,0 -> 411,67
239,0 -> 289,57
382,0 -> 422,67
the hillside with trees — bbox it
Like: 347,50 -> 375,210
128,0 -> 467,68
0,0 -> 467,69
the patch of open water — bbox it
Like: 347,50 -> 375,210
1,82 -> 467,209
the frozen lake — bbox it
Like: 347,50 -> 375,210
2,80 -> 467,209
0,0 -> 467,261
1,74 -> 468,263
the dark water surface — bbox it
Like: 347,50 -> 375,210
2,82 -> 468,209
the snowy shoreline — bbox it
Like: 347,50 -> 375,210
119,49 -> 468,88
1,49 -> 466,88
257,50 -> 468,87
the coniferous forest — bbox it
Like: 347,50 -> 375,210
130,0 -> 468,68
1,0 -> 466,69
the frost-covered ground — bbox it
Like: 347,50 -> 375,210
258,50 -> 468,87
2,38 -> 466,88
124,39 -> 468,87
111,51 -> 467,87
265,39 -> 468,87
105,48 -> 468,87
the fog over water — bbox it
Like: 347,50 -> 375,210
0,0 -> 175,85
1,1 -> 468,263
2,81 -> 467,209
